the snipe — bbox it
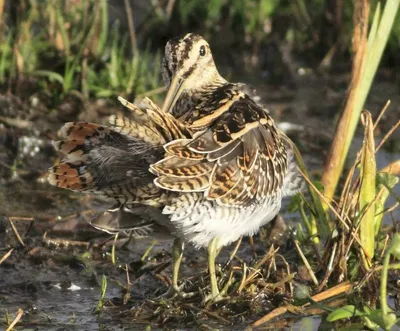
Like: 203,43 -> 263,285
48,33 -> 303,303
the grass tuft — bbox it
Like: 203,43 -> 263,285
0,1 -> 162,100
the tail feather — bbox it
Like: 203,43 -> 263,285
49,122 -> 161,189
48,96 -> 188,207
59,122 -> 114,141
48,161 -> 92,191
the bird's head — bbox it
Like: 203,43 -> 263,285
161,33 -> 223,113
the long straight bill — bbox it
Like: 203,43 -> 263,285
161,75 -> 186,113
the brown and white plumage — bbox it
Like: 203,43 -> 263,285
154,33 -> 303,247
49,33 -> 303,300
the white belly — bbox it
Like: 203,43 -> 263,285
163,192 -> 282,248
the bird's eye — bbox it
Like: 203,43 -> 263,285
199,45 -> 206,57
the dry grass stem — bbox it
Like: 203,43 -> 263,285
373,100 -> 391,130
321,0 -> 370,202
338,151 -> 361,214
293,239 -> 319,286
298,167 -> 350,230
6,308 -> 24,331
269,273 -> 296,291
385,202 -> 400,214
124,0 -> 137,53
376,119 -> 400,152
136,86 -> 167,99
224,236 -> 243,269
276,254 -> 294,296
253,245 -> 279,270
0,0 -> 4,23
8,217 -> 35,222
237,263 -> 248,294
0,116 -> 32,129
0,248 -> 13,265
165,0 -> 176,20
124,263 -> 132,304
380,160 -> 400,175
42,233 -> 91,248
8,219 -> 25,247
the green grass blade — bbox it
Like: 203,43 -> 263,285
95,274 -> 107,313
55,6 -> 70,56
367,2 -> 381,49
327,305 -> 366,322
374,172 -> 399,235
96,0 -> 108,56
321,0 -> 400,204
0,32 -> 13,83
31,70 -> 64,84
361,1 -> 400,102
292,142 -> 330,239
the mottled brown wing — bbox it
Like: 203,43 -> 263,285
151,97 -> 289,207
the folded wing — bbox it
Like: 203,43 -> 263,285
151,96 -> 291,207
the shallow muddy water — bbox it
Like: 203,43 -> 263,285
1,69 -> 399,330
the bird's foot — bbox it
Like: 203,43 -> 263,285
159,284 -> 196,300
204,292 -> 226,304
203,285 -> 229,305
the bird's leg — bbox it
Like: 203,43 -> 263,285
171,237 -> 184,292
162,237 -> 194,299
206,237 -> 225,302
